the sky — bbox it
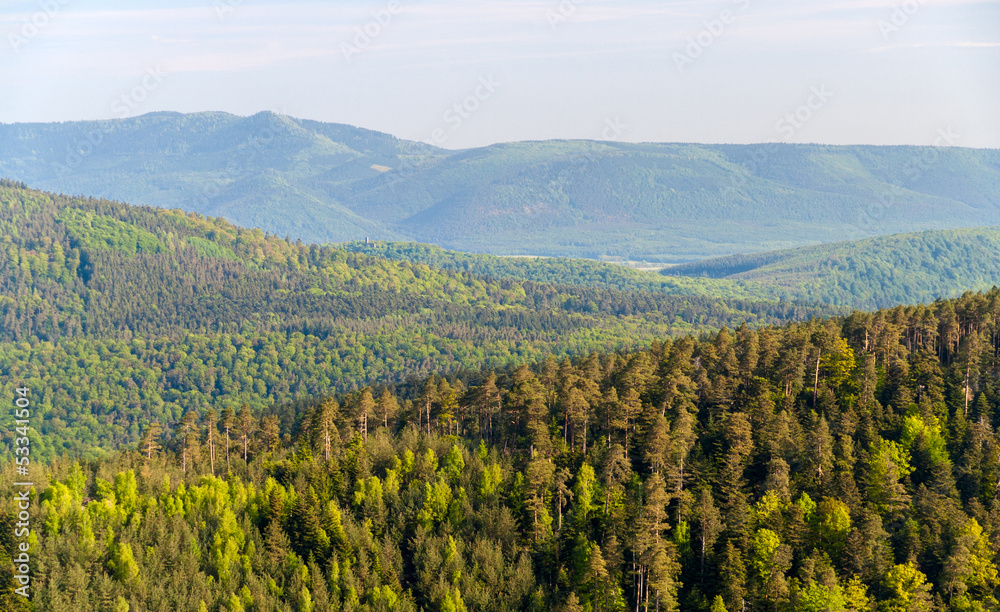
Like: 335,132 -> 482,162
0,0 -> 997,149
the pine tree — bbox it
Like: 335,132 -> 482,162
693,488 -> 723,579
587,545 -> 610,612
419,376 -> 438,435
205,408 -> 219,476
316,398 -> 339,462
719,541 -> 746,612
262,415 -> 280,453
357,388 -> 376,440
180,410 -> 198,473
237,404 -> 256,462
377,389 -> 398,430
221,406 -> 235,472
139,421 -> 161,461
621,388 -> 643,459
554,467 -> 574,535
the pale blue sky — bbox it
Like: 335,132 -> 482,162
1,0 -> 998,148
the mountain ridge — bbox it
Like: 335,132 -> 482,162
2,111 -> 999,260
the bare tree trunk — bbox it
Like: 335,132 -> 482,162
701,534 -> 707,575
813,352 -> 821,410
965,361 -> 972,416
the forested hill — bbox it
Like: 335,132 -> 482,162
342,241 -> 776,302
0,181 -> 833,459
346,236 -> 1000,312
8,286 -> 1000,611
663,227 -> 1000,309
2,112 -> 999,260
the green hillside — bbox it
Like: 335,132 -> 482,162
2,182 -> 1000,612
342,241 -> 778,302
0,181 -> 833,460
664,227 -> 1000,309
2,112 -> 998,260
6,285 -> 1000,612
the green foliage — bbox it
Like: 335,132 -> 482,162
185,236 -> 238,260
109,542 -> 140,584
751,529 -> 782,578
0,183 -> 839,460
795,492 -> 817,522
4,183 -> 1000,611
59,207 -> 164,255
17,285 -> 1000,611
346,241 -> 775,302
798,582 -> 848,612
812,498 -> 852,562
883,563 -> 934,612
443,444 -> 466,481
900,411 -> 950,469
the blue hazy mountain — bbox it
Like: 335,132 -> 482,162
2,111 -> 998,260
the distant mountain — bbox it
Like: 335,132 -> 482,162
663,226 -> 1000,309
2,111 -> 999,260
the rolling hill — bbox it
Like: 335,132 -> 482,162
345,230 -> 1000,311
0,181 -> 835,459
2,111 -> 999,261
663,227 -> 1000,309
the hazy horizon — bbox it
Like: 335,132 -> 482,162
1,0 -> 997,149
2,109 -> 998,153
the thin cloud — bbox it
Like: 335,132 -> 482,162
866,40 -> 1000,52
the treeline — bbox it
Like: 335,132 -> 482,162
9,287 -> 1000,611
664,251 -> 793,279
342,241 -> 775,302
